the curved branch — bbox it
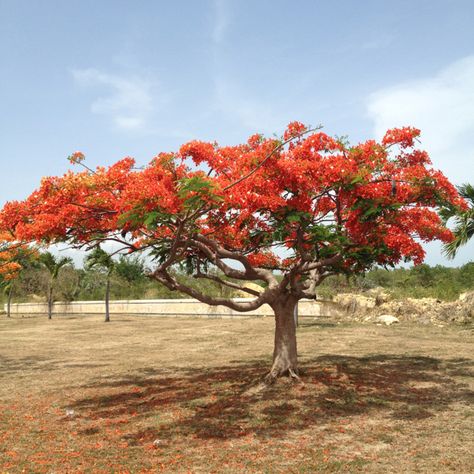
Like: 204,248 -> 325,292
299,253 -> 342,272
194,273 -> 262,297
299,271 -> 337,299
192,235 -> 277,286
159,220 -> 185,271
186,238 -> 251,281
152,269 -> 268,312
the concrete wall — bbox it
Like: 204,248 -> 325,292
5,298 -> 334,319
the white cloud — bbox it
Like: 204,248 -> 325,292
367,56 -> 474,185
72,68 -> 154,131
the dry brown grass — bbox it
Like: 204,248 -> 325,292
0,314 -> 473,473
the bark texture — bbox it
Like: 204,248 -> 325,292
266,296 -> 299,382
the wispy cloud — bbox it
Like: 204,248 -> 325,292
367,56 -> 474,184
210,1 -> 284,134
72,68 -> 155,131
360,34 -> 393,50
212,0 -> 229,44
214,77 -> 286,133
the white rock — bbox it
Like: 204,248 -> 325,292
376,315 -> 399,326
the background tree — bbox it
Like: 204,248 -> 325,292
0,234 -> 37,317
114,254 -> 146,285
1,279 -> 14,318
0,232 -> 23,282
53,265 -> 80,302
38,252 -> 73,319
84,246 -> 115,322
0,124 -> 466,381
443,183 -> 474,258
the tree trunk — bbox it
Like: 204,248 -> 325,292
6,285 -> 13,318
48,283 -> 53,320
266,296 -> 299,383
104,276 -> 110,323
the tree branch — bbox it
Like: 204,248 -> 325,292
194,272 -> 262,297
158,219 -> 185,271
299,253 -> 342,272
152,269 -> 268,312
191,235 -> 278,287
223,125 -> 323,191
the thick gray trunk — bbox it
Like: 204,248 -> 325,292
105,277 -> 110,322
266,297 -> 299,382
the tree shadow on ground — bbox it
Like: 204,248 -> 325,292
70,355 -> 474,443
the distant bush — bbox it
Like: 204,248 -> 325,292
1,262 -> 473,304
317,263 -> 474,301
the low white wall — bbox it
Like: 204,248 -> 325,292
5,298 -> 334,319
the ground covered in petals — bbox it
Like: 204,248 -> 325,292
0,315 -> 473,473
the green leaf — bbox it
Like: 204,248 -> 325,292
117,211 -> 140,227
177,176 -> 221,210
144,211 -> 159,227
350,175 -> 364,185
287,214 -> 301,223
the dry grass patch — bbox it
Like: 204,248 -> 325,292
0,314 -> 473,473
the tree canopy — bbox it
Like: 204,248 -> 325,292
0,123 -> 466,379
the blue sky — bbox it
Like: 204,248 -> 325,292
1,0 -> 473,265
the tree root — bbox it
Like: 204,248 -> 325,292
263,366 -> 303,386
243,367 -> 304,397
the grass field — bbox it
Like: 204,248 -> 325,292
0,314 -> 473,473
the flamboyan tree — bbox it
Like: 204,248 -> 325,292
0,123 -> 466,380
